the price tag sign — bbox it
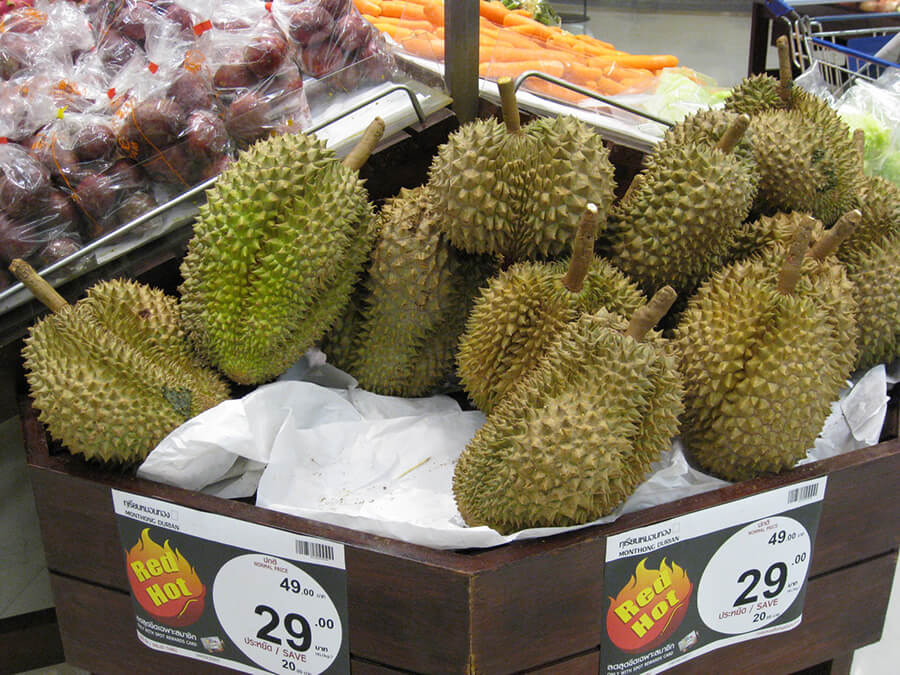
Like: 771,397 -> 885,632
601,477 -> 826,675
112,490 -> 349,675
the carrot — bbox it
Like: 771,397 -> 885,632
479,0 -> 512,25
524,78 -> 592,105
482,44 -> 577,65
501,13 -> 556,41
574,34 -> 617,50
493,27 -> 545,50
401,36 -> 445,59
423,0 -> 444,27
564,62 -> 619,86
588,53 -> 679,71
479,60 -> 566,80
353,0 -> 382,16
367,15 -> 436,32
372,22 -> 414,40
380,1 -> 427,20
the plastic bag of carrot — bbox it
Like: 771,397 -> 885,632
353,0 -> 680,102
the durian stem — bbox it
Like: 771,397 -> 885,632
625,286 -> 677,341
777,218 -> 814,294
808,209 -> 861,261
497,77 -> 522,134
776,35 -> 793,106
563,203 -> 599,293
8,259 -> 69,313
342,117 -> 386,172
715,114 -> 750,154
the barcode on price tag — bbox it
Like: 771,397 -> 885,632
296,539 -> 336,561
787,483 -> 819,504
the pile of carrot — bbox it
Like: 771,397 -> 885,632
352,0 -> 680,102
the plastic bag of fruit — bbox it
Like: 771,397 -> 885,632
0,141 -> 85,269
270,0 -> 397,92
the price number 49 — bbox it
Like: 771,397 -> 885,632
255,605 -> 336,652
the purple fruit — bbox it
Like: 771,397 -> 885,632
117,97 -> 186,159
43,189 -> 82,235
184,109 -> 228,156
225,92 -> 271,147
167,71 -> 213,112
0,211 -> 38,263
331,11 -> 369,52
97,30 -> 138,70
213,62 -> 256,90
0,158 -> 51,219
244,32 -> 289,79
288,5 -> 334,46
116,191 -> 158,227
73,123 -> 116,162
298,39 -> 346,79
33,236 -> 82,268
73,173 -> 119,226
105,159 -> 144,190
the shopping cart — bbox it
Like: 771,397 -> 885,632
763,0 -> 900,94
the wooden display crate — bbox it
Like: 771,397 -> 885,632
19,385 -> 900,675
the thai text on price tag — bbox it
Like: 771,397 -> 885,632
601,477 -> 826,675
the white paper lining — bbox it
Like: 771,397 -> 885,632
138,351 -> 895,550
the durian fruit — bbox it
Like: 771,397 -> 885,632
672,220 -> 858,481
602,114 -> 758,297
12,260 -> 230,464
427,78 -> 615,263
656,108 -> 756,169
729,210 -> 827,264
337,185 -> 497,397
835,176 -> 900,370
178,118 -> 384,385
727,38 -> 864,225
747,108 -> 863,226
457,204 -> 645,413
453,287 -> 683,533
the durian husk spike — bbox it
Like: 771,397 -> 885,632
8,259 -> 69,313
776,35 -> 793,106
621,173 -> 644,204
342,117 -> 386,171
777,218 -> 815,294
563,203 -> 599,293
625,285 -> 676,341
715,114 -> 750,154
497,77 -> 522,134
808,209 -> 861,261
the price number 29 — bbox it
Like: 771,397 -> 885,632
255,605 -> 337,652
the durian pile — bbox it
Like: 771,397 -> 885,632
14,43 -> 899,536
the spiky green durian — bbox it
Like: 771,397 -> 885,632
457,206 -> 645,413
178,121 -> 383,385
21,275 -> 230,464
747,109 -> 863,226
673,222 -> 857,481
427,79 -> 615,263
453,289 -> 683,533
724,73 -> 787,115
656,108 -> 756,168
729,210 -> 827,263
836,177 -> 900,370
603,115 -> 758,297
343,185 -> 496,396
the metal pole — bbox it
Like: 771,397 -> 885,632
445,0 -> 480,123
